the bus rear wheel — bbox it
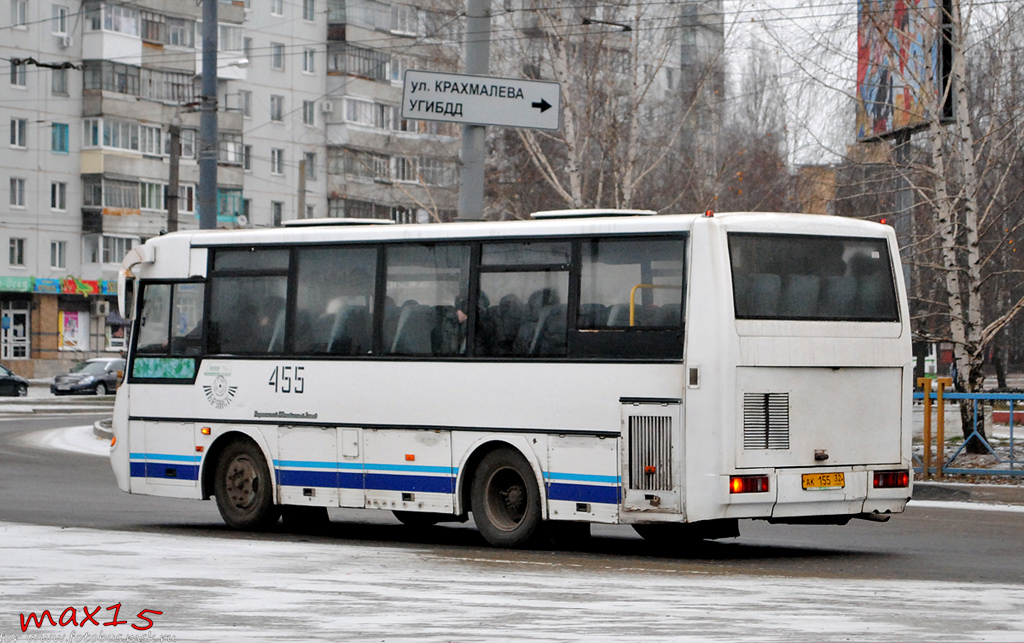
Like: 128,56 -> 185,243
471,448 -> 542,548
214,440 -> 280,530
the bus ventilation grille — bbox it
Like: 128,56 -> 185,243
628,415 -> 673,490
743,392 -> 790,450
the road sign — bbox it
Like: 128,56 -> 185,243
402,70 -> 561,131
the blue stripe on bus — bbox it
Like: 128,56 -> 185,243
130,455 -> 619,504
365,473 -> 455,494
144,463 -> 200,481
130,452 -> 201,463
547,482 -> 620,505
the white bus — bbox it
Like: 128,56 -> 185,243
110,210 -> 913,548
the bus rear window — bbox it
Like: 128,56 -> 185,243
729,233 -> 899,322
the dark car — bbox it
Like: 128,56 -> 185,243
51,357 -> 125,396
0,364 -> 29,396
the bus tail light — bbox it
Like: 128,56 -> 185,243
730,475 -> 769,494
873,470 -> 910,489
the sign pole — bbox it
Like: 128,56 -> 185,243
457,0 -> 490,221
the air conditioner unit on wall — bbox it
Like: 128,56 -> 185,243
58,35 -> 72,48
320,101 -> 334,114
91,299 -> 110,316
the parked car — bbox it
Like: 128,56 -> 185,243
51,357 -> 125,396
0,363 -> 29,397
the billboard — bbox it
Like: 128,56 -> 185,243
856,0 -> 949,140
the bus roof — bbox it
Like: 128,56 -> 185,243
127,213 -> 895,278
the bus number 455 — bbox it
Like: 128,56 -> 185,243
268,366 -> 305,394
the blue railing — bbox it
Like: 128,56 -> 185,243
912,391 -> 1023,476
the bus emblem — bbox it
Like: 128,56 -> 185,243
203,375 -> 237,409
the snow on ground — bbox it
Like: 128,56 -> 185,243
18,424 -> 110,457
1,520 -> 1024,642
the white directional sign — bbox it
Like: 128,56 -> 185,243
402,70 -> 561,131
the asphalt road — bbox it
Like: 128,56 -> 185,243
2,412 -> 1023,586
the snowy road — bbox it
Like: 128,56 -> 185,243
3,425 -> 1024,641
3,519 -> 1024,642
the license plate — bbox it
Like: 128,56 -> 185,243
802,472 -> 845,490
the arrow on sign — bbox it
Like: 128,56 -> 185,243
532,98 -> 552,113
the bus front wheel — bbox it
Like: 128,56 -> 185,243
214,440 -> 280,530
471,448 -> 543,548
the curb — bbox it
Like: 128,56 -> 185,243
913,481 -> 1024,506
93,418 -> 113,440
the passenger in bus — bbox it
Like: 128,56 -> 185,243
489,294 -> 522,356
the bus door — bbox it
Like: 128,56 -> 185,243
620,399 -> 682,514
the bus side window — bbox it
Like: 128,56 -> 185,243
578,237 -> 685,330
383,244 -> 470,357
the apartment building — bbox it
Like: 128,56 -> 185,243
1,0 -> 460,376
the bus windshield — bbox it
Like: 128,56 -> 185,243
729,233 -> 899,322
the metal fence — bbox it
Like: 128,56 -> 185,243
913,380 -> 1023,477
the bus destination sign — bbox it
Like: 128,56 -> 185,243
401,70 -> 561,131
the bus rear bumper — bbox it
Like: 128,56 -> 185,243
771,468 -> 910,519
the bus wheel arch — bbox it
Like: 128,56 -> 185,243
456,437 -> 547,518
206,433 -> 281,531
464,441 -> 547,548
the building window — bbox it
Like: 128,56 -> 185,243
327,43 -> 390,81
83,118 -> 139,151
305,204 -> 315,219
271,148 -> 284,175
239,90 -> 252,118
243,144 -> 252,170
304,152 -> 316,180
272,201 -> 283,226
302,100 -> 315,125
243,198 -> 251,221
391,4 -> 418,35
50,241 -> 67,269
83,61 -> 141,96
140,182 -> 164,210
167,18 -> 194,47
303,49 -> 315,73
51,181 -> 67,210
141,11 -> 166,42
271,0 -> 283,16
243,36 -> 252,59
177,184 -> 195,213
219,132 -> 244,165
9,179 -> 25,207
140,125 -> 162,156
11,0 -> 27,27
10,118 -> 27,147
302,0 -> 314,20
9,238 -> 25,266
10,61 -> 27,87
51,123 -> 70,153
174,128 -> 197,158
271,42 -> 284,69
52,68 -> 68,95
53,5 -> 70,33
102,236 -> 136,264
102,179 -> 140,209
270,95 -> 284,121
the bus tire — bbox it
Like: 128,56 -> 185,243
214,439 -> 280,530
471,448 -> 543,548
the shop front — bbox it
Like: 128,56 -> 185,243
0,276 -> 125,379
